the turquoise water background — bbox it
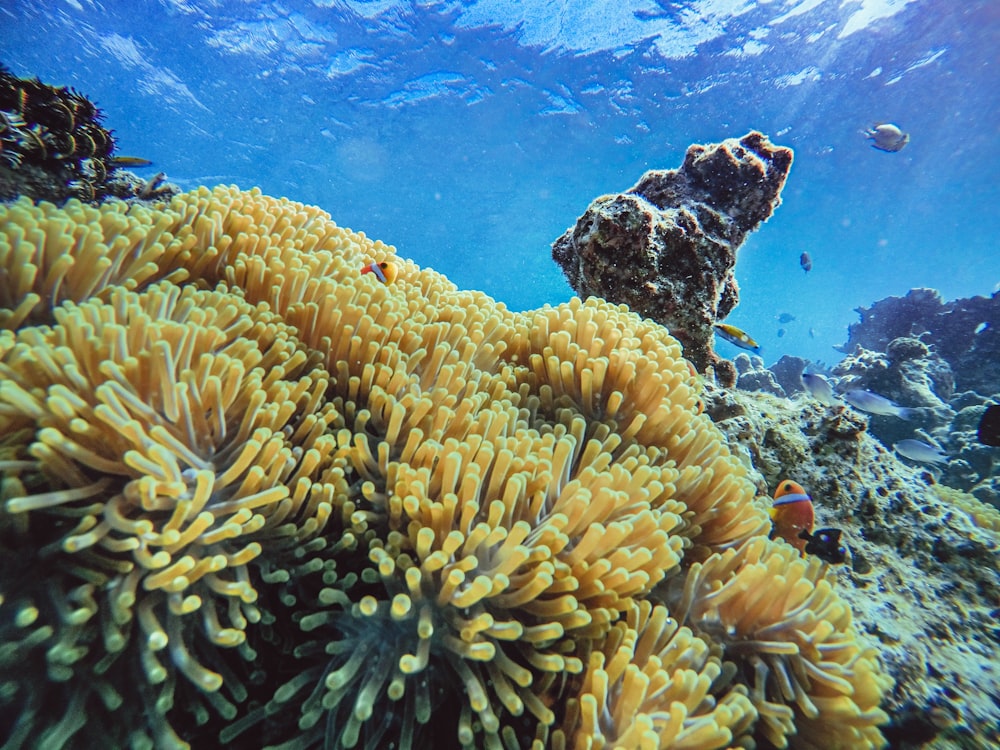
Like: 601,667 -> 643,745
3,0 -> 998,366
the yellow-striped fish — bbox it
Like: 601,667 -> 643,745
714,322 -> 761,354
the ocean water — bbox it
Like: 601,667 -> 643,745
4,4 -> 1000,749
2,0 -> 999,365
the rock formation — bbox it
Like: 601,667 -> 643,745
552,131 -> 793,375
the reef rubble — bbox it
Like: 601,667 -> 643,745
551,131 -> 792,380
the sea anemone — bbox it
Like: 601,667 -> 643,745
552,600 -> 758,749
0,186 -> 890,749
225,412 -> 690,749
0,196 -> 192,329
0,281 -> 343,746
670,537 -> 891,749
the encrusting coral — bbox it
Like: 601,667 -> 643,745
0,186 -> 889,749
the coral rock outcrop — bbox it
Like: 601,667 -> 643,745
551,131 -> 793,372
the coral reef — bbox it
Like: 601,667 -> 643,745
927,394 -> 1000,507
551,131 -> 793,375
829,336 -> 955,447
0,65 -> 176,204
0,186 -> 889,750
733,352 -> 787,397
841,288 -> 1000,395
807,287 -> 1000,505
796,341 -> 1000,508
706,383 -> 1000,749
769,355 -> 810,398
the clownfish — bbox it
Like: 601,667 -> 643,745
770,479 -> 847,563
769,479 -> 814,553
361,260 -> 399,284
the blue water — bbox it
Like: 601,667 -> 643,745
3,0 -> 998,366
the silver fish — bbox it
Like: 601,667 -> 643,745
894,439 -> 948,465
844,389 -> 914,419
802,373 -> 838,406
864,123 -> 909,152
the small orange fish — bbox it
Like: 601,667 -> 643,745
769,479 -> 814,553
361,260 -> 398,284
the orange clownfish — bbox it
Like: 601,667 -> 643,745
769,479 -> 814,553
361,260 -> 399,284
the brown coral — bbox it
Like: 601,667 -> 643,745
551,131 -> 793,372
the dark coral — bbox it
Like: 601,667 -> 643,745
551,131 -> 793,371
768,354 -> 810,397
842,288 -> 1000,395
0,65 -> 174,205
